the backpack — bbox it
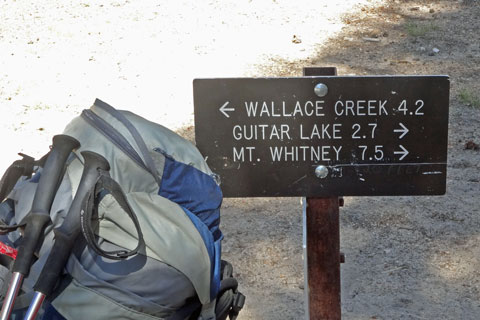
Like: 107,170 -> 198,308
0,99 -> 244,320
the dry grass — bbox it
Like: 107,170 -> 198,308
404,21 -> 439,37
458,88 -> 480,108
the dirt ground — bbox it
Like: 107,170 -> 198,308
0,0 -> 479,319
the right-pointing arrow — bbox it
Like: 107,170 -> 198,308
394,145 -> 409,160
393,122 -> 409,139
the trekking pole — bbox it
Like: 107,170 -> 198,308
0,135 -> 80,320
23,151 -> 110,320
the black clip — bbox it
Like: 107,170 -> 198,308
229,291 -> 245,319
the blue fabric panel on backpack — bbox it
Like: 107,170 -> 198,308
212,238 -> 222,297
159,154 -> 223,300
158,155 -> 223,241
41,303 -> 67,320
30,172 -> 41,183
182,207 -> 220,300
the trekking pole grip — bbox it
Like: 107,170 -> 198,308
13,135 -> 80,276
31,135 -> 81,214
33,151 -> 110,297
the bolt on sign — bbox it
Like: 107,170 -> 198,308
193,76 -> 449,197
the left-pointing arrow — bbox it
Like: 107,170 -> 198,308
394,145 -> 409,161
219,101 -> 235,118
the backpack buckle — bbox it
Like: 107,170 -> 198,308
229,291 -> 245,319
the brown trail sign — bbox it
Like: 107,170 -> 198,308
193,68 -> 449,320
194,75 -> 449,197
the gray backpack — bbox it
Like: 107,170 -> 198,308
0,99 -> 244,320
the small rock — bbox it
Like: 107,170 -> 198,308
298,282 -> 304,290
382,31 -> 388,37
410,7 -> 419,11
343,37 -> 354,41
430,8 -> 435,13
398,298 -> 413,305
465,140 -> 479,150
432,47 -> 440,53
419,46 -> 426,51
291,35 -> 302,44
451,159 -> 473,168
363,37 -> 380,42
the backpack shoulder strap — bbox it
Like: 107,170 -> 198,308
0,153 -> 48,202
167,260 -> 245,320
0,153 -> 50,235
198,300 -> 216,320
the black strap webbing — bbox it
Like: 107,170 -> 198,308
80,172 -> 145,260
0,254 -> 14,270
166,298 -> 201,320
0,152 -> 49,235
0,222 -> 25,235
0,152 -> 49,202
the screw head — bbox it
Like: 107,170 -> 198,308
314,83 -> 328,97
315,165 -> 329,179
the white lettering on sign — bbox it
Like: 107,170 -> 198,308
245,101 -> 325,117
232,124 -> 291,141
357,145 -> 384,160
334,100 -> 388,116
396,100 -> 425,116
225,97 -> 426,165
351,123 -> 378,139
269,145 -> 342,162
233,146 -> 256,162
299,124 -> 342,140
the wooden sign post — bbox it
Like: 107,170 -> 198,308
303,67 -> 341,320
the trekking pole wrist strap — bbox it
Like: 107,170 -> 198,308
80,173 -> 145,260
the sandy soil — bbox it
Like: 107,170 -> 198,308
1,0 -> 479,319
